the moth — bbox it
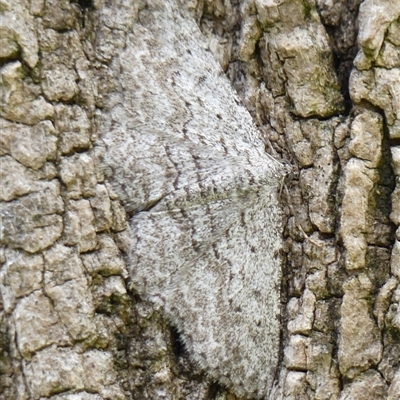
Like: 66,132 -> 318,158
97,0 -> 286,397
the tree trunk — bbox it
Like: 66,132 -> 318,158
1,0 -> 399,399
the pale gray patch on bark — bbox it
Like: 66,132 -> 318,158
97,1 -> 286,398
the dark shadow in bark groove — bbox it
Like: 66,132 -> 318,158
77,0 -> 93,10
316,0 -> 363,115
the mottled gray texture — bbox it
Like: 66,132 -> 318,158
98,1 -> 285,398
1,0 -> 399,398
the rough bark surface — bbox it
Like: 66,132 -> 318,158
0,0 -> 399,399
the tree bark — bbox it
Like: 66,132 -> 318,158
1,0 -> 400,399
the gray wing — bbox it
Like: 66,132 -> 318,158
98,124 -> 243,214
99,122 -> 283,397
95,1 -> 286,397
128,185 -> 282,399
